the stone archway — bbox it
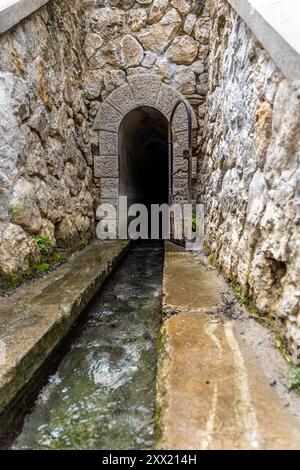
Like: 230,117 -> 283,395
94,74 -> 197,215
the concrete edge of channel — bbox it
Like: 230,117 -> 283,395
0,239 -> 131,422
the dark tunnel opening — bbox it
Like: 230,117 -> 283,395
119,106 -> 169,237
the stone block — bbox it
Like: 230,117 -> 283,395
106,84 -> 135,116
94,156 -> 119,178
99,131 -> 118,156
173,178 -> 189,193
128,74 -> 162,107
96,199 -> 119,220
173,157 -> 189,177
94,102 -> 123,132
120,35 -> 144,69
172,102 -> 197,132
167,35 -> 199,65
100,178 -> 119,199
156,83 -> 182,117
173,131 -> 189,156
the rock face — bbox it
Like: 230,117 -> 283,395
197,0 -> 300,354
82,0 -> 208,104
0,0 -> 99,278
10,178 -> 42,234
120,35 -> 144,68
167,35 -> 199,64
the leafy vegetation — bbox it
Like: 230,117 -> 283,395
288,367 -> 300,394
0,234 -> 64,294
52,251 -> 62,263
192,217 -> 200,231
35,234 -> 54,255
35,262 -> 50,274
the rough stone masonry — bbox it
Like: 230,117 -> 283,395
0,0 -> 98,278
0,0 -> 299,353
198,0 -> 300,355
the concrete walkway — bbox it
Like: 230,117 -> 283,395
0,240 -> 129,417
156,242 -> 300,450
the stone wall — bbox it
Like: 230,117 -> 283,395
0,0 -> 98,279
0,0 -> 211,280
0,0 -> 299,353
198,0 -> 300,354
82,0 -> 210,151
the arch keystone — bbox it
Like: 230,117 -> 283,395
128,74 -> 162,107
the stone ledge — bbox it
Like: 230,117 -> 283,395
0,0 -> 49,34
156,242 -> 300,450
227,0 -> 300,83
0,239 -> 130,416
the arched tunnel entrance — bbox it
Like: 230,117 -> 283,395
119,107 -> 169,238
119,106 -> 168,206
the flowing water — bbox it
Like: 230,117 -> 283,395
12,242 -> 164,450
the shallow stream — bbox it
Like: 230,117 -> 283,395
12,242 -> 164,450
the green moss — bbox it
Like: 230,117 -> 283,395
232,285 -> 249,306
274,331 -> 300,396
9,204 -> 23,216
226,278 -> 263,322
0,244 -> 64,294
35,263 -> 50,274
209,251 -> 217,267
288,367 -> 300,394
52,252 -> 63,263
0,275 -> 18,294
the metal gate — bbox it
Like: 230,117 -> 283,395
168,99 -> 194,244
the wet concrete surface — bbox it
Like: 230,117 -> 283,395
156,242 -> 300,450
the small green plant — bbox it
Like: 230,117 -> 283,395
36,234 -> 54,255
9,204 -> 23,216
192,217 -> 200,231
288,366 -> 300,394
35,262 -> 50,274
52,251 -> 62,263
209,251 -> 217,267
0,274 -> 21,293
233,285 -> 249,306
227,278 -> 259,319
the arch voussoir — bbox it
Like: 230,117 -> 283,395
155,83 -> 182,117
94,102 -> 123,132
106,84 -> 135,116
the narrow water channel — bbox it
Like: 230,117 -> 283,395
11,242 -> 164,450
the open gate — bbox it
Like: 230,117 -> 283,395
168,99 -> 194,246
